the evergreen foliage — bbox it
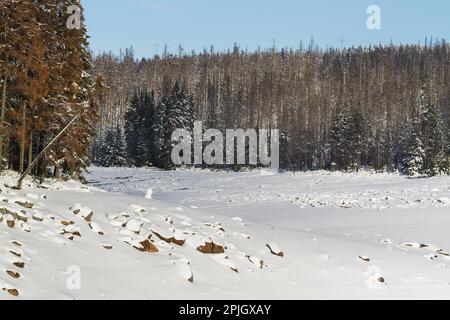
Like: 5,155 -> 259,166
330,108 -> 368,171
98,126 -> 128,167
0,0 -> 100,179
153,82 -> 196,169
402,90 -> 450,176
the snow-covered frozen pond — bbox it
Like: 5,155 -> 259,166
87,166 -> 450,247
2,168 -> 450,299
84,167 -> 450,299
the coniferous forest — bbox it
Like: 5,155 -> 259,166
0,1 -> 100,179
1,1 -> 449,178
94,42 -> 450,176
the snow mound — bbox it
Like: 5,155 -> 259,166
145,188 -> 153,199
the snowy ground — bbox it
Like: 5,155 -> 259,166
1,167 -> 450,299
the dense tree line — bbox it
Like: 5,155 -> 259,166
0,0 -> 100,179
93,41 -> 449,175
98,82 -> 196,170
328,91 -> 448,175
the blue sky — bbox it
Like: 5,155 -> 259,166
82,0 -> 450,58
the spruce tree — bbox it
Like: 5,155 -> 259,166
330,107 -> 368,171
54,0 -> 98,177
137,91 -> 156,166
0,1 -> 18,171
403,132 -> 425,176
421,100 -> 448,175
0,1 -> 98,179
330,107 -> 352,170
11,0 -> 49,173
350,110 -> 368,170
402,90 -> 449,176
154,82 -> 195,169
98,126 -> 128,167
124,90 -> 156,167
124,92 -> 140,164
384,124 -> 397,172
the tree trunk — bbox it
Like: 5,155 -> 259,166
0,77 -> 6,172
19,103 -> 26,173
16,109 -> 85,189
54,164 -> 60,179
36,133 -> 46,177
28,132 -> 33,173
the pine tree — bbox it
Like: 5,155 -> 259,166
384,124 -> 397,172
98,126 -> 128,167
154,82 -> 196,169
330,107 -> 353,170
0,0 -> 19,171
421,100 -> 448,175
330,107 -> 368,171
350,110 -> 368,170
124,92 -> 140,164
124,90 -> 156,166
404,134 -> 425,176
402,90 -> 449,176
139,91 -> 156,166
0,1 -> 98,179
10,0 -> 50,173
402,97 -> 425,176
135,91 -> 155,166
49,0 -> 99,178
